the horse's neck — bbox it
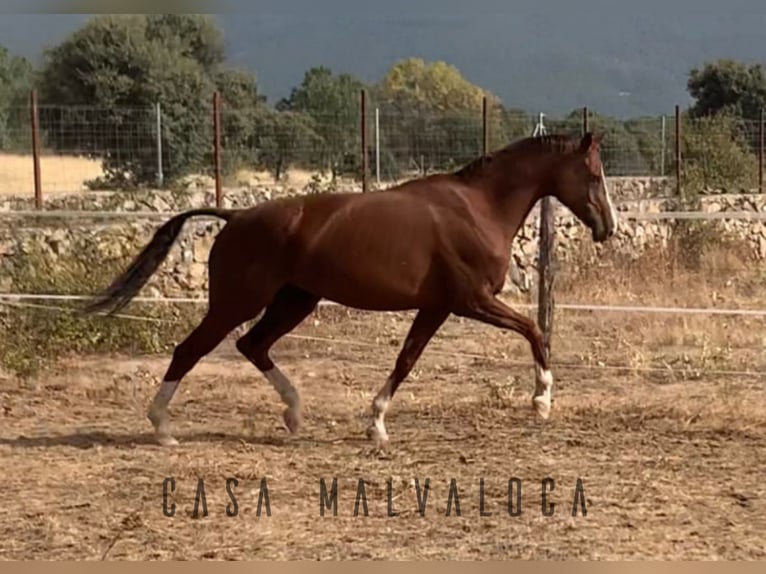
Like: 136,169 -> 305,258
485,149 -> 568,239
480,169 -> 546,245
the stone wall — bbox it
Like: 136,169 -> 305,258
1,177 -> 764,299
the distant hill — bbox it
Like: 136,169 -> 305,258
2,4 -> 766,117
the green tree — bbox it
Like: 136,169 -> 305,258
36,14 -> 264,188
0,45 -> 34,151
497,107 -> 535,144
277,66 -> 365,179
687,59 -> 766,120
623,115 -> 670,177
255,109 -> 322,181
374,58 -> 503,175
545,109 -> 647,176
215,66 -> 269,175
681,112 -> 758,194
380,58 -> 489,111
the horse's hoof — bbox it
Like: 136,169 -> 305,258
157,434 -> 179,447
533,396 -> 552,420
366,424 -> 389,448
283,409 -> 301,434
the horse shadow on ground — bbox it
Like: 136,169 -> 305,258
0,430 -> 371,450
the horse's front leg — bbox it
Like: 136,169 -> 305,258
456,292 -> 553,419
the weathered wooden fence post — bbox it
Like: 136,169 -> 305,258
533,113 -> 555,363
675,104 -> 682,198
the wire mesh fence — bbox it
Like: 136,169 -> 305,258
0,92 -> 764,204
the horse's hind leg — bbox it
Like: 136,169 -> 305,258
235,285 -> 320,433
148,303 -> 260,446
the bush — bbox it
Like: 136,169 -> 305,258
36,15 -> 266,189
0,233 -> 202,381
681,113 -> 759,194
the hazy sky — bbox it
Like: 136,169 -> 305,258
1,6 -> 764,116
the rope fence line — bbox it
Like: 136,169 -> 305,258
1,299 -> 764,380
2,292 -> 766,317
1,209 -> 765,222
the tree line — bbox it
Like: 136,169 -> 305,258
0,14 -> 763,191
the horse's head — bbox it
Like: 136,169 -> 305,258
550,132 -> 618,243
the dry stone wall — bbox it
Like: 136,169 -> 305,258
1,177 -> 764,299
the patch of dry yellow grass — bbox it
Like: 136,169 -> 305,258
227,167 -> 362,190
0,153 -> 105,196
0,154 -> 370,198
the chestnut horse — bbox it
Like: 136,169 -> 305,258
84,132 -> 617,448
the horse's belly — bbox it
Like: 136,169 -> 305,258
292,246 -> 432,311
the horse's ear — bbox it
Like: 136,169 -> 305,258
579,131 -> 604,152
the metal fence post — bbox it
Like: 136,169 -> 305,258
361,89 -> 369,193
759,108 -> 764,194
582,106 -> 589,135
213,91 -> 222,207
30,89 -> 42,209
155,102 -> 164,188
482,96 -> 489,156
375,107 -> 381,188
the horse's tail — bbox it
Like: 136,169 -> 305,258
81,207 -> 234,316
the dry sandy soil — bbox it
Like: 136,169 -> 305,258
0,303 -> 764,560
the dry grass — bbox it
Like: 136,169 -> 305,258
0,152 -> 367,198
228,167 -> 335,189
0,153 -> 105,196
557,235 -> 766,353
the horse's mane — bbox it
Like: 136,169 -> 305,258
453,133 -> 581,181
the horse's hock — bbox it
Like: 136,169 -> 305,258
1,177 -> 765,299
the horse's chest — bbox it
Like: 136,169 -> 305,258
458,241 -> 510,293
486,253 -> 510,292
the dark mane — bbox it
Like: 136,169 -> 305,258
453,133 -> 581,180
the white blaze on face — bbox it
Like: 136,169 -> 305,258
601,165 -> 618,235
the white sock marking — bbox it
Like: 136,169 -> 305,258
148,380 -> 180,444
264,366 -> 300,411
534,364 -> 553,405
370,377 -> 393,441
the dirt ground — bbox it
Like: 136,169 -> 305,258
0,305 -> 765,560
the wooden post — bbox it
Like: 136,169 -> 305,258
759,108 -> 764,194
482,96 -> 489,156
537,195 -> 555,364
30,90 -> 42,209
361,89 -> 369,193
582,106 -> 589,135
534,115 -> 555,364
213,91 -> 222,207
675,104 -> 682,198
